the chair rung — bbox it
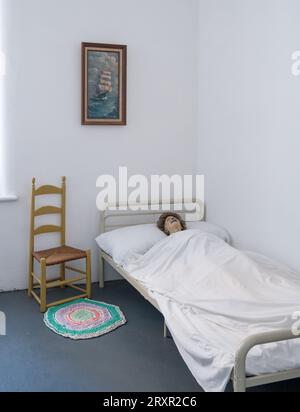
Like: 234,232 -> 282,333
31,290 -> 41,304
34,185 -> 62,196
34,225 -> 62,235
68,284 -> 87,293
46,275 -> 85,289
32,272 -> 41,284
34,206 -> 62,216
65,265 -> 86,275
46,293 -> 87,308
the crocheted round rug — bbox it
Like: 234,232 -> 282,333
44,299 -> 126,339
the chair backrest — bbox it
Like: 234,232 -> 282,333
29,177 -> 66,254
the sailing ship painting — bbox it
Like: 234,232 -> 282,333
88,53 -> 119,119
95,71 -> 113,100
82,43 -> 127,125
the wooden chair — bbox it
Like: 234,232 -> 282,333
28,177 -> 91,312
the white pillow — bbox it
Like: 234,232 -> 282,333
186,221 -> 231,243
96,224 -> 166,266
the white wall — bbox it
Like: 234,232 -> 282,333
197,0 -> 300,270
4,0 -> 299,292
0,0 -> 199,291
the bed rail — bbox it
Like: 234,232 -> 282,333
99,198 -> 204,234
233,328 -> 300,392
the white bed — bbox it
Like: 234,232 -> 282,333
96,200 -> 300,392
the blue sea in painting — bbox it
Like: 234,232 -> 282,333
87,50 -> 120,120
88,93 -> 119,119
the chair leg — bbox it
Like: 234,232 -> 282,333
86,250 -> 92,299
40,258 -> 47,313
28,255 -> 34,297
60,263 -> 65,288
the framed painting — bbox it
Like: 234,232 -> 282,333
81,42 -> 127,125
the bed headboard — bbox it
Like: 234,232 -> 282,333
99,199 -> 204,234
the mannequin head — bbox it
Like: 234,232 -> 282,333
157,212 -> 186,236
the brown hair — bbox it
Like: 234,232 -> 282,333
157,212 -> 186,235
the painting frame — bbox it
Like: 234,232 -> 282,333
81,42 -> 127,126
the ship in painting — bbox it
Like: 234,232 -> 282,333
95,71 -> 113,100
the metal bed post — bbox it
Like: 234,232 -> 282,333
163,320 -> 171,338
99,254 -> 105,288
98,210 -> 105,288
233,328 -> 300,392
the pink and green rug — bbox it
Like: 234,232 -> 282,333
44,299 -> 126,339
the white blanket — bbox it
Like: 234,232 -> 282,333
124,230 -> 300,392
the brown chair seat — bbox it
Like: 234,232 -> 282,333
33,245 -> 87,266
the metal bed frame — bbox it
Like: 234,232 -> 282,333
97,200 -> 300,392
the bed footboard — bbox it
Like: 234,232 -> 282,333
233,328 -> 300,392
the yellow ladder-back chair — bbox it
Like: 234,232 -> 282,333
28,177 -> 91,312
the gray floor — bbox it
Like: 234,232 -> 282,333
1,280 -> 300,392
